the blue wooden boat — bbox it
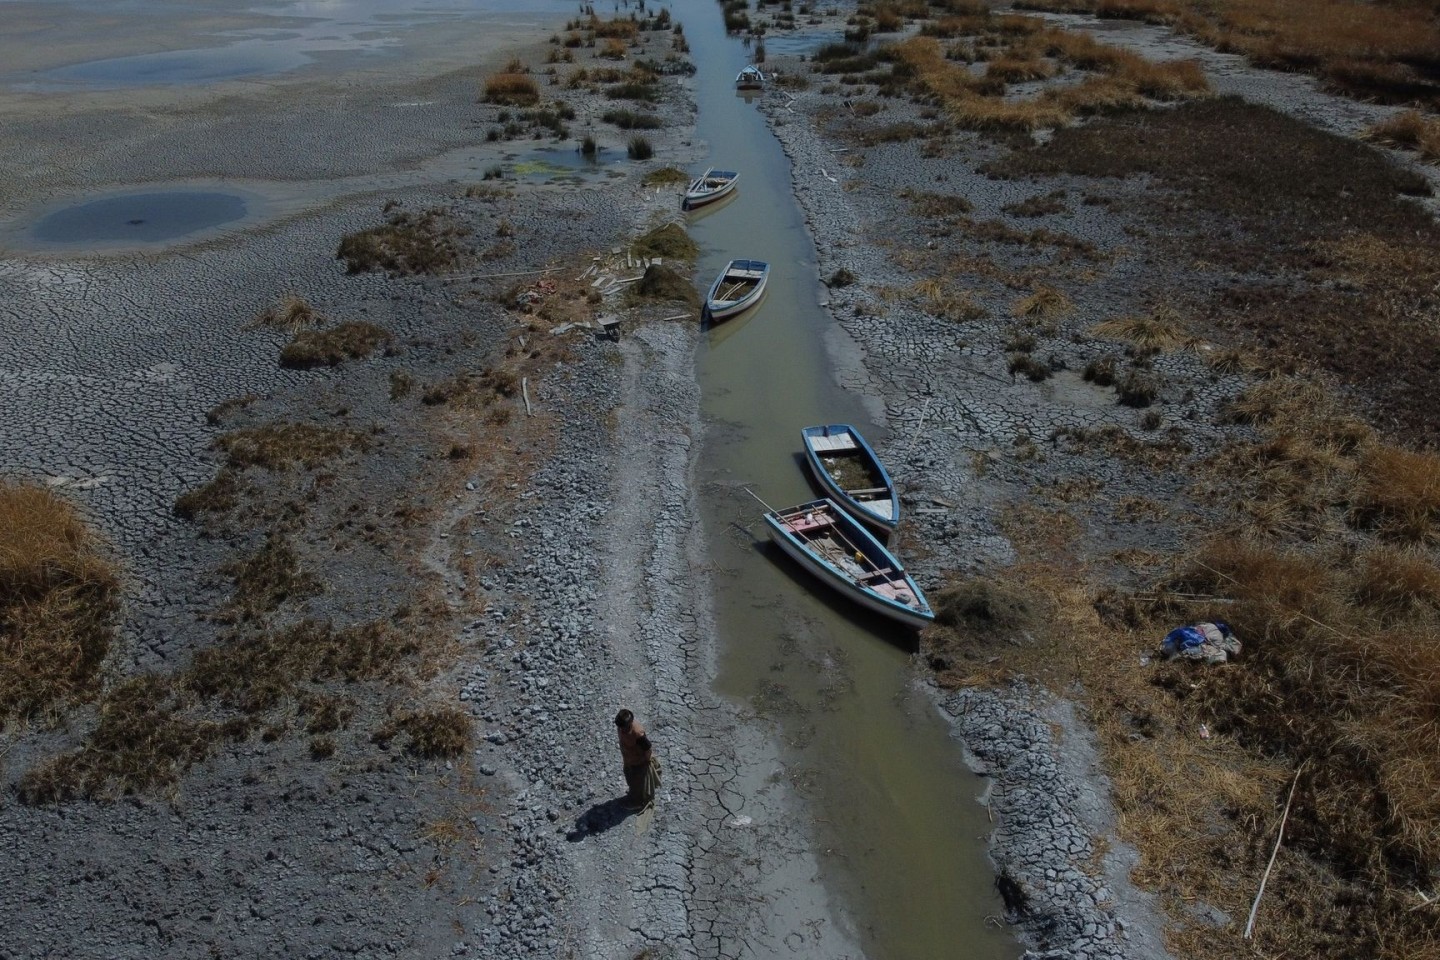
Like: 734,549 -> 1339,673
801,424 -> 900,534
704,259 -> 769,321
683,168 -> 739,210
764,498 -> 933,630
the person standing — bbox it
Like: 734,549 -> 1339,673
615,708 -> 660,810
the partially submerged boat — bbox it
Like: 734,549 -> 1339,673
704,258 -> 769,321
801,424 -> 901,534
764,499 -> 933,630
683,168 -> 739,210
735,65 -> 765,90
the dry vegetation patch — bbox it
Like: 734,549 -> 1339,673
279,322 -> 391,370
1366,109 -> 1440,164
631,222 -> 699,261
1025,0 -> 1440,107
215,423 -> 372,471
0,483 -> 120,725
881,14 -> 1208,133
18,615 -> 441,803
338,207 -> 468,276
992,96 -> 1440,442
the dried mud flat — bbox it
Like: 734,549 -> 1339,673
4,3 -> 1440,960
0,12 -> 862,960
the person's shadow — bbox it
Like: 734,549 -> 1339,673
565,796 -> 642,841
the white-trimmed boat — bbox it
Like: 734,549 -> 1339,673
704,258 -> 769,321
764,498 -> 934,630
683,168 -> 740,210
801,424 -> 901,534
736,65 -> 766,90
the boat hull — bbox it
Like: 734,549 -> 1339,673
704,259 -> 769,321
801,424 -> 901,534
683,170 -> 739,210
764,499 -> 933,630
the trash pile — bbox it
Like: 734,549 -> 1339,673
1161,621 -> 1241,664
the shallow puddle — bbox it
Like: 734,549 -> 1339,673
30,190 -> 249,245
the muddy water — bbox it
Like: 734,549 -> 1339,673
682,5 -> 1018,958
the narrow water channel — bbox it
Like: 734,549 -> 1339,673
681,2 -> 1019,957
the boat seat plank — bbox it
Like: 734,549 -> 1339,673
787,515 -> 834,533
809,434 -> 857,452
847,486 -> 888,496
860,566 -> 894,580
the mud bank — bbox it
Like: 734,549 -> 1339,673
0,7 -> 866,958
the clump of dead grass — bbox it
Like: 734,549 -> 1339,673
1365,110 -> 1440,164
923,576 -> 1046,681
631,222 -> 698,261
483,71 -> 541,105
1012,286 -> 1072,321
215,423 -> 371,471
378,706 -> 473,758
222,534 -> 320,621
631,264 -> 700,308
0,482 -> 120,724
250,295 -> 321,333
279,322 -> 391,370
337,208 -> 468,275
1091,306 -> 1190,354
908,277 -> 986,321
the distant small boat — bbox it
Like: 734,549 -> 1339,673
704,258 -> 769,321
683,168 -> 739,210
736,65 -> 766,90
801,424 -> 901,534
764,499 -> 933,630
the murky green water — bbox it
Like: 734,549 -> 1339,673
681,2 -> 1019,957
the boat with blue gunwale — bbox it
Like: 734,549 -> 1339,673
703,258 -> 769,321
763,498 -> 933,630
801,424 -> 901,534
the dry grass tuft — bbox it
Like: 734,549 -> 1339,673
337,208 -> 467,276
1365,110 -> 1440,164
1349,445 -> 1440,543
641,166 -> 689,187
631,264 -> 700,308
250,295 -> 321,333
216,423 -> 371,471
279,322 -> 391,370
387,706 -> 473,759
1012,286 -> 1073,321
483,72 -> 541,105
1091,306 -> 1190,353
0,482 -> 120,724
631,222 -> 699,261
908,278 -> 987,322
222,535 -> 320,621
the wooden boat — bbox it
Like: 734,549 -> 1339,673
801,424 -> 901,534
704,259 -> 769,321
764,499 -> 934,630
683,168 -> 739,210
735,65 -> 766,90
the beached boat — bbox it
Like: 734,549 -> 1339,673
735,65 -> 765,90
683,168 -> 739,210
764,499 -> 934,630
704,258 -> 769,321
801,424 -> 901,534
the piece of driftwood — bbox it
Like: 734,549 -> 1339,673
521,377 -> 532,417
1245,764 -> 1305,940
444,265 -> 562,281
